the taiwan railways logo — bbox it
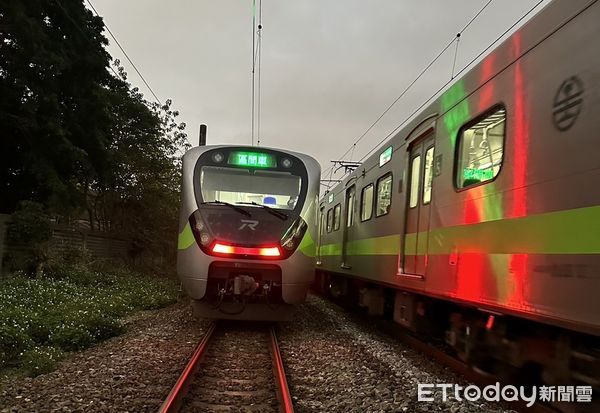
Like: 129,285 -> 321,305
553,76 -> 583,131
239,219 -> 259,231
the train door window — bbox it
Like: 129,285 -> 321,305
409,156 -> 421,208
333,203 -> 341,231
360,184 -> 374,221
376,173 -> 392,217
456,106 -> 506,189
326,208 -> 333,232
346,186 -> 356,227
423,147 -> 434,204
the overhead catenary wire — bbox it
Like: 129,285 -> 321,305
257,0 -> 263,146
83,0 -> 192,149
321,0 -> 497,179
251,0 -> 256,146
357,0 -> 546,164
251,0 -> 263,146
53,0 -> 121,80
86,0 -> 161,104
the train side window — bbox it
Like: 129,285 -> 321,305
456,106 -> 506,189
376,173 -> 392,217
423,147 -> 434,204
326,208 -> 333,232
360,184 -> 374,221
333,203 -> 341,231
409,156 -> 421,208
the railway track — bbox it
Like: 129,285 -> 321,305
159,321 -> 294,413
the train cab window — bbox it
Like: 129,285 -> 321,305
456,106 -> 506,189
409,156 -> 421,208
423,147 -> 434,204
360,184 -> 374,221
333,203 -> 341,231
326,208 -> 333,232
375,174 -> 392,217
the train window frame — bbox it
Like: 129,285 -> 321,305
346,186 -> 356,228
360,184 -> 374,222
423,146 -> 435,205
409,155 -> 421,209
375,172 -> 393,218
333,203 -> 341,231
326,208 -> 333,233
454,104 -> 507,192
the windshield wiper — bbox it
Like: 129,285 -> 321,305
236,202 -> 288,221
200,201 -> 251,217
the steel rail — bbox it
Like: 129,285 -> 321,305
158,322 -> 217,413
269,326 -> 295,413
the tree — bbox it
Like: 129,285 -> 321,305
1,1 -> 188,267
0,0 -> 113,214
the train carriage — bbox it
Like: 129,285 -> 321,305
316,0 -> 599,388
177,145 -> 320,320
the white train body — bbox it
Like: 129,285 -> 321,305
177,145 -> 320,320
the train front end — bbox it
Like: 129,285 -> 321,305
177,145 -> 320,320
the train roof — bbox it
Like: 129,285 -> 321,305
322,0 -> 590,201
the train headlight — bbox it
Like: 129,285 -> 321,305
199,232 -> 211,246
280,217 -> 307,254
190,210 -> 213,252
281,158 -> 293,168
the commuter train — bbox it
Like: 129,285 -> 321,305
315,0 -> 599,394
177,145 -> 320,320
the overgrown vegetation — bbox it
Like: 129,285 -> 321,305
0,1 -> 189,263
0,254 -> 178,376
0,0 -> 185,378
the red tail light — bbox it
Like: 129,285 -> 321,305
211,242 -> 281,258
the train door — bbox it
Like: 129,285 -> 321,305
403,134 -> 435,275
341,185 -> 356,269
316,205 -> 325,265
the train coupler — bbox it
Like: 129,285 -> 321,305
233,275 -> 259,296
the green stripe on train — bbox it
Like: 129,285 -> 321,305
318,205 -> 600,256
177,222 -> 195,250
299,232 -> 316,257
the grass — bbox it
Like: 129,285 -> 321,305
0,260 -> 178,376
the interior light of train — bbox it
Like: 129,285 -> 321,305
228,151 -> 277,168
379,146 -> 392,166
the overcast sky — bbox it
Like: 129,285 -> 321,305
88,0 -> 550,182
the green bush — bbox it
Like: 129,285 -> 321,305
49,322 -> 95,351
0,264 -> 178,374
0,325 -> 33,366
5,201 -> 53,275
22,346 -> 64,377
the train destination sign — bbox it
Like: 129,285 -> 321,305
379,146 -> 392,166
228,151 -> 277,168
463,167 -> 494,182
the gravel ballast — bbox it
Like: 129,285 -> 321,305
277,294 -> 514,413
0,299 -> 210,412
1,294 -> 515,412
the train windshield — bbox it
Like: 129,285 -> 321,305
200,166 -> 302,210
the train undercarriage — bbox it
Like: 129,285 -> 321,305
314,270 -> 599,408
